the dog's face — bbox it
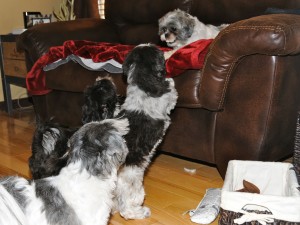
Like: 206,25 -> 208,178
122,44 -> 170,97
82,77 -> 118,124
68,118 -> 129,177
158,9 -> 195,48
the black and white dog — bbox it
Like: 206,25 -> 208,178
82,76 -> 121,124
29,120 -> 76,179
158,9 -> 228,59
0,118 -> 129,225
29,77 -> 122,180
113,44 -> 178,219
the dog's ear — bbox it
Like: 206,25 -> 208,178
183,14 -> 195,38
68,120 -> 128,177
100,120 -> 129,173
123,45 -> 171,97
134,66 -> 170,97
123,51 -> 136,78
96,121 -> 129,176
137,50 -> 170,97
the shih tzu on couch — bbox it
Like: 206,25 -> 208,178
112,44 -> 178,220
0,118 -> 129,225
158,9 -> 228,59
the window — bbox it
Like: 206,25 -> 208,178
98,0 -> 105,19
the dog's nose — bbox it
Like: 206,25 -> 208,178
161,32 -> 171,42
160,34 -> 166,41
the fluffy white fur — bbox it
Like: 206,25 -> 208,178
21,165 -> 117,225
0,178 -> 29,225
47,162 -> 117,224
0,119 -> 129,225
121,78 -> 177,120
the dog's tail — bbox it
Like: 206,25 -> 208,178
0,184 -> 27,225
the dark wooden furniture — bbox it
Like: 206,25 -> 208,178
0,34 -> 27,114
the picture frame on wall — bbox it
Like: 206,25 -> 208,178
23,12 -> 43,28
32,17 -> 51,26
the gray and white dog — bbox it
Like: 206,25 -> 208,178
158,9 -> 228,58
0,118 -> 129,225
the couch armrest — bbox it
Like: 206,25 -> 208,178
199,14 -> 300,111
17,18 -> 120,65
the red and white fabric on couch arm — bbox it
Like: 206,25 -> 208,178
26,39 -> 213,95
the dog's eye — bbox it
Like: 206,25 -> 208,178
161,27 -> 167,32
171,27 -> 177,32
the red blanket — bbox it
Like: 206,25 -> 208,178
27,39 -> 213,95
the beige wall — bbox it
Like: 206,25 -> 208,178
0,0 -> 61,102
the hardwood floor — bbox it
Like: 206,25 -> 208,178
0,109 -> 223,225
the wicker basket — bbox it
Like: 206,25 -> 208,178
293,114 -> 300,186
219,114 -> 300,225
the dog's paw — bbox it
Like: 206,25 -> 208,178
164,50 -> 175,60
166,78 -> 175,87
120,206 -> 151,220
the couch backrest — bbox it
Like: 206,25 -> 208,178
105,0 -> 300,45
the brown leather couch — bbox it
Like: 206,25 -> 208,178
17,0 -> 300,178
